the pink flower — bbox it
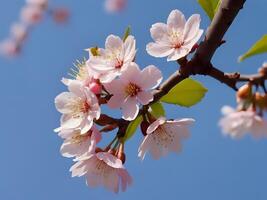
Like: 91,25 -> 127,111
10,23 -> 28,43
146,9 -> 203,61
138,117 -> 194,160
59,126 -> 101,158
55,80 -> 101,134
219,106 -> 267,139
87,34 -> 136,83
20,5 -> 44,25
105,0 -> 126,13
0,39 -> 20,57
104,63 -> 162,120
70,152 -> 132,193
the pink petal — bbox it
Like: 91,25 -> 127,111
55,92 -> 76,114
183,29 -> 203,50
118,169 -> 132,192
122,97 -> 139,120
146,117 -> 166,134
61,114 -> 83,129
183,14 -> 201,43
105,34 -> 123,50
137,91 -> 153,105
150,23 -> 168,42
120,62 -> 141,84
107,94 -> 125,109
140,65 -> 162,89
167,9 -> 186,31
123,35 -> 136,63
167,47 -> 189,61
104,79 -> 125,95
96,152 -> 124,169
146,42 -> 174,58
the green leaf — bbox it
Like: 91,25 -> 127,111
149,102 -> 165,118
197,0 -> 220,20
122,26 -> 131,42
238,34 -> 267,62
161,78 -> 207,107
122,115 -> 142,142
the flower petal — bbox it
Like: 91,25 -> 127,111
167,47 -> 189,61
105,34 -> 123,50
150,23 -> 169,42
140,65 -> 162,89
183,14 -> 201,43
122,97 -> 139,120
167,9 -> 186,31
137,91 -> 153,105
146,42 -> 174,58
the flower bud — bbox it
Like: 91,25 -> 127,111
237,83 -> 252,100
255,92 -> 267,109
89,80 -> 102,94
52,7 -> 69,24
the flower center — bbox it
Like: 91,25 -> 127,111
169,30 -> 184,49
125,82 -> 141,97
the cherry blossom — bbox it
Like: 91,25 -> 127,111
70,152 -> 132,193
59,126 -> 101,158
55,81 -> 100,134
146,9 -> 203,61
0,39 -> 20,57
104,63 -> 162,120
10,23 -> 28,43
219,106 -> 267,139
138,117 -> 194,160
87,34 -> 136,83
105,0 -> 127,13
20,5 -> 44,25
26,0 -> 48,8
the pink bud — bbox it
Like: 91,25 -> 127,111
89,81 -> 102,94
26,0 -> 48,9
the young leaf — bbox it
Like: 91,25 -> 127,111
161,78 -> 207,107
197,0 -> 220,20
122,115 -> 142,142
122,26 -> 131,42
149,102 -> 165,118
238,34 -> 267,62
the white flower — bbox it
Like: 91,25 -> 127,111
55,81 -> 100,134
70,152 -> 132,193
87,34 -> 136,83
138,117 -> 194,160
219,106 -> 267,139
59,126 -> 101,158
146,9 -> 203,61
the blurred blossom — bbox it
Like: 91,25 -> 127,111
26,0 -> 48,9
0,39 -> 20,57
10,23 -> 28,43
20,5 -> 44,25
105,0 -> 126,13
52,7 -> 70,24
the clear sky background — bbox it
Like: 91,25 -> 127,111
0,0 -> 267,199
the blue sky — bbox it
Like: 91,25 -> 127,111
0,0 -> 267,199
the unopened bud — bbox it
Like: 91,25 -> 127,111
258,62 -> 267,75
237,83 -> 252,100
255,92 -> 267,109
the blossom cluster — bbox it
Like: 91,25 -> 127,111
219,70 -> 267,139
54,9 -> 201,193
0,0 -> 69,57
